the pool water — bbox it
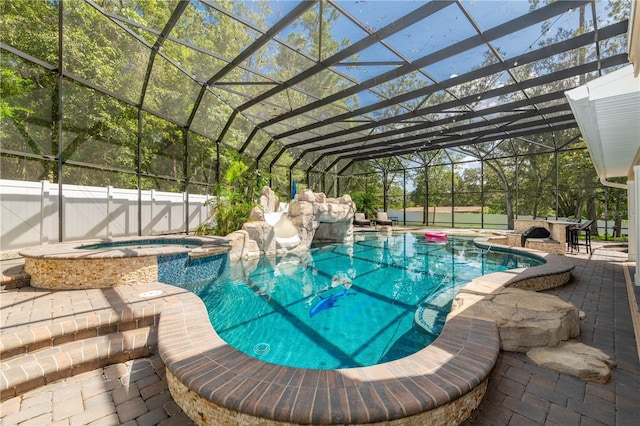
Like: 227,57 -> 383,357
78,240 -> 201,250
184,233 -> 543,369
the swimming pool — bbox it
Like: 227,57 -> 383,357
182,232 -> 544,369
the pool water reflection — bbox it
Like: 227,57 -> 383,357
181,233 -> 543,369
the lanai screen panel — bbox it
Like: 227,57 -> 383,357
1,0 -> 631,178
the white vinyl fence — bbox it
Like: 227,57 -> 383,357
0,179 -> 212,252
386,209 -> 509,229
387,208 -> 628,235
1,179 -> 628,252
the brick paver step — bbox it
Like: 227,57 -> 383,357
0,326 -> 157,401
1,308 -> 159,361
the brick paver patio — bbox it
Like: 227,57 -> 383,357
465,242 -> 639,426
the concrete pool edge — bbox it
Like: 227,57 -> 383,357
472,236 -> 575,291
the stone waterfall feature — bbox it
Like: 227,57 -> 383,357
289,189 -> 356,248
228,187 -> 355,261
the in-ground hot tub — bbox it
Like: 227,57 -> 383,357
19,236 -> 230,289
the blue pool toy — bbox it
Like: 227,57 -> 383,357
309,287 -> 355,318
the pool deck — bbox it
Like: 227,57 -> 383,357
1,235 -> 639,425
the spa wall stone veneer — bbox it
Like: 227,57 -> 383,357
20,236 -> 229,289
24,257 -> 158,289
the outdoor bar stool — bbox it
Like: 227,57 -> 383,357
564,218 -> 581,252
570,219 -> 594,254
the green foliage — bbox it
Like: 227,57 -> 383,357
210,198 -> 252,237
205,158 -> 269,236
350,191 -> 378,219
0,69 -> 34,119
0,0 -> 630,235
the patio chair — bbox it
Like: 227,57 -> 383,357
353,212 -> 371,227
374,211 -> 393,226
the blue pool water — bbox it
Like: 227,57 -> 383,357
183,233 -> 544,369
78,239 -> 201,250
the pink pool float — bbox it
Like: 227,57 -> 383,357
425,231 -> 448,244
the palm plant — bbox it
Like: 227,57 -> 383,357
196,159 -> 269,236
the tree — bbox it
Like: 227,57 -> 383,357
0,69 -> 34,120
603,183 -> 628,238
350,191 -> 377,218
454,163 -> 483,209
339,161 -> 383,213
371,157 -> 404,212
408,150 -> 451,225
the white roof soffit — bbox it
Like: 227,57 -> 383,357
565,65 -> 640,183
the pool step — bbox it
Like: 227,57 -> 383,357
0,293 -> 162,401
0,257 -> 29,290
0,265 -> 177,402
0,303 -> 160,362
0,326 -> 157,401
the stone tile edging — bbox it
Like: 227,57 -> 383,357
472,237 -> 575,291
158,285 -> 500,425
18,236 -> 229,260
